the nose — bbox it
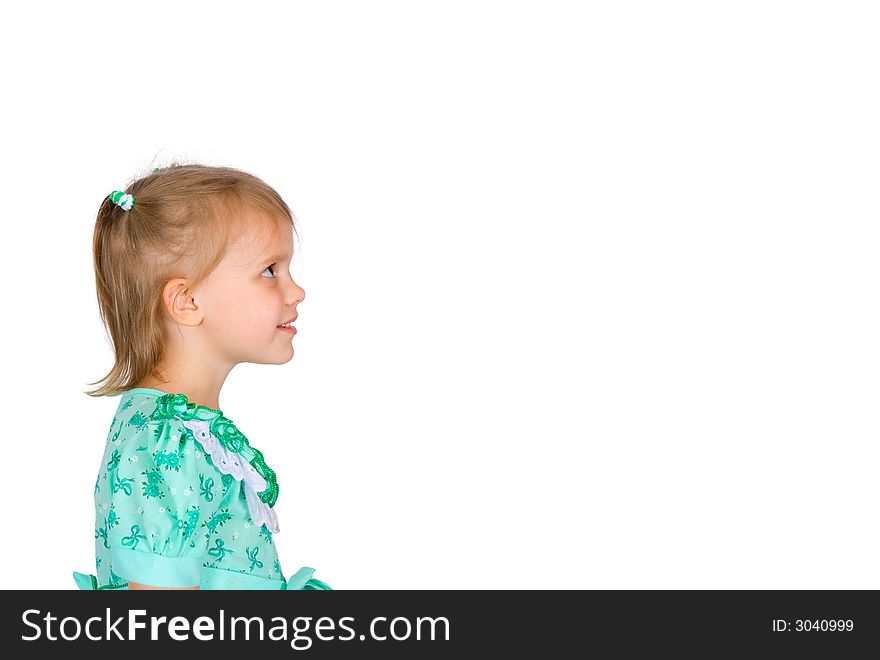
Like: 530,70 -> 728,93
286,278 -> 305,306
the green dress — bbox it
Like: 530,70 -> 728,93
72,387 -> 331,590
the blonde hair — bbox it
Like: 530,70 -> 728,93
85,162 -> 298,398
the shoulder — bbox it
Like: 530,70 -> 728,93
142,393 -> 232,460
108,393 -> 214,468
141,393 -> 277,497
111,389 -> 281,533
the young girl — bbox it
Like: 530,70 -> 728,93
72,163 -> 331,590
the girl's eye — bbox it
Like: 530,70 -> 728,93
261,264 -> 276,278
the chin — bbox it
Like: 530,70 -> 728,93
247,347 -> 294,366
276,345 -> 295,364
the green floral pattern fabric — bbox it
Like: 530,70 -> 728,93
85,388 -> 286,589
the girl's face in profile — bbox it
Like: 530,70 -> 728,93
195,210 -> 304,366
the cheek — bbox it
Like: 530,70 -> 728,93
240,316 -> 275,340
233,290 -> 280,338
207,284 -> 274,336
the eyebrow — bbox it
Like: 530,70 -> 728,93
255,251 -> 293,265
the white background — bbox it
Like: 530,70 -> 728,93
0,1 -> 877,589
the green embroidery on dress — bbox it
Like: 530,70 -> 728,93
95,526 -> 109,548
149,424 -> 164,443
121,524 -> 147,549
203,508 -> 232,536
170,506 -> 200,540
274,558 -> 282,576
199,473 -> 215,501
95,503 -> 120,550
259,524 -> 273,545
183,507 -> 200,536
112,474 -> 134,496
106,503 -> 120,529
141,468 -> 165,499
246,445 -> 278,508
210,413 -> 279,507
107,449 -> 121,472
210,416 -> 246,453
221,473 -> 233,495
208,538 -> 234,562
128,411 -> 149,428
246,547 -> 263,571
148,393 -> 279,507
120,398 -> 133,411
94,474 -> 101,494
153,450 -> 181,471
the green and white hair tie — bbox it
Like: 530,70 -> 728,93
109,190 -> 135,211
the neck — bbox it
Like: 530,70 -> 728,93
135,363 -> 232,412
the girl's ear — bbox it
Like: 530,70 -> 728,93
162,278 -> 203,326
